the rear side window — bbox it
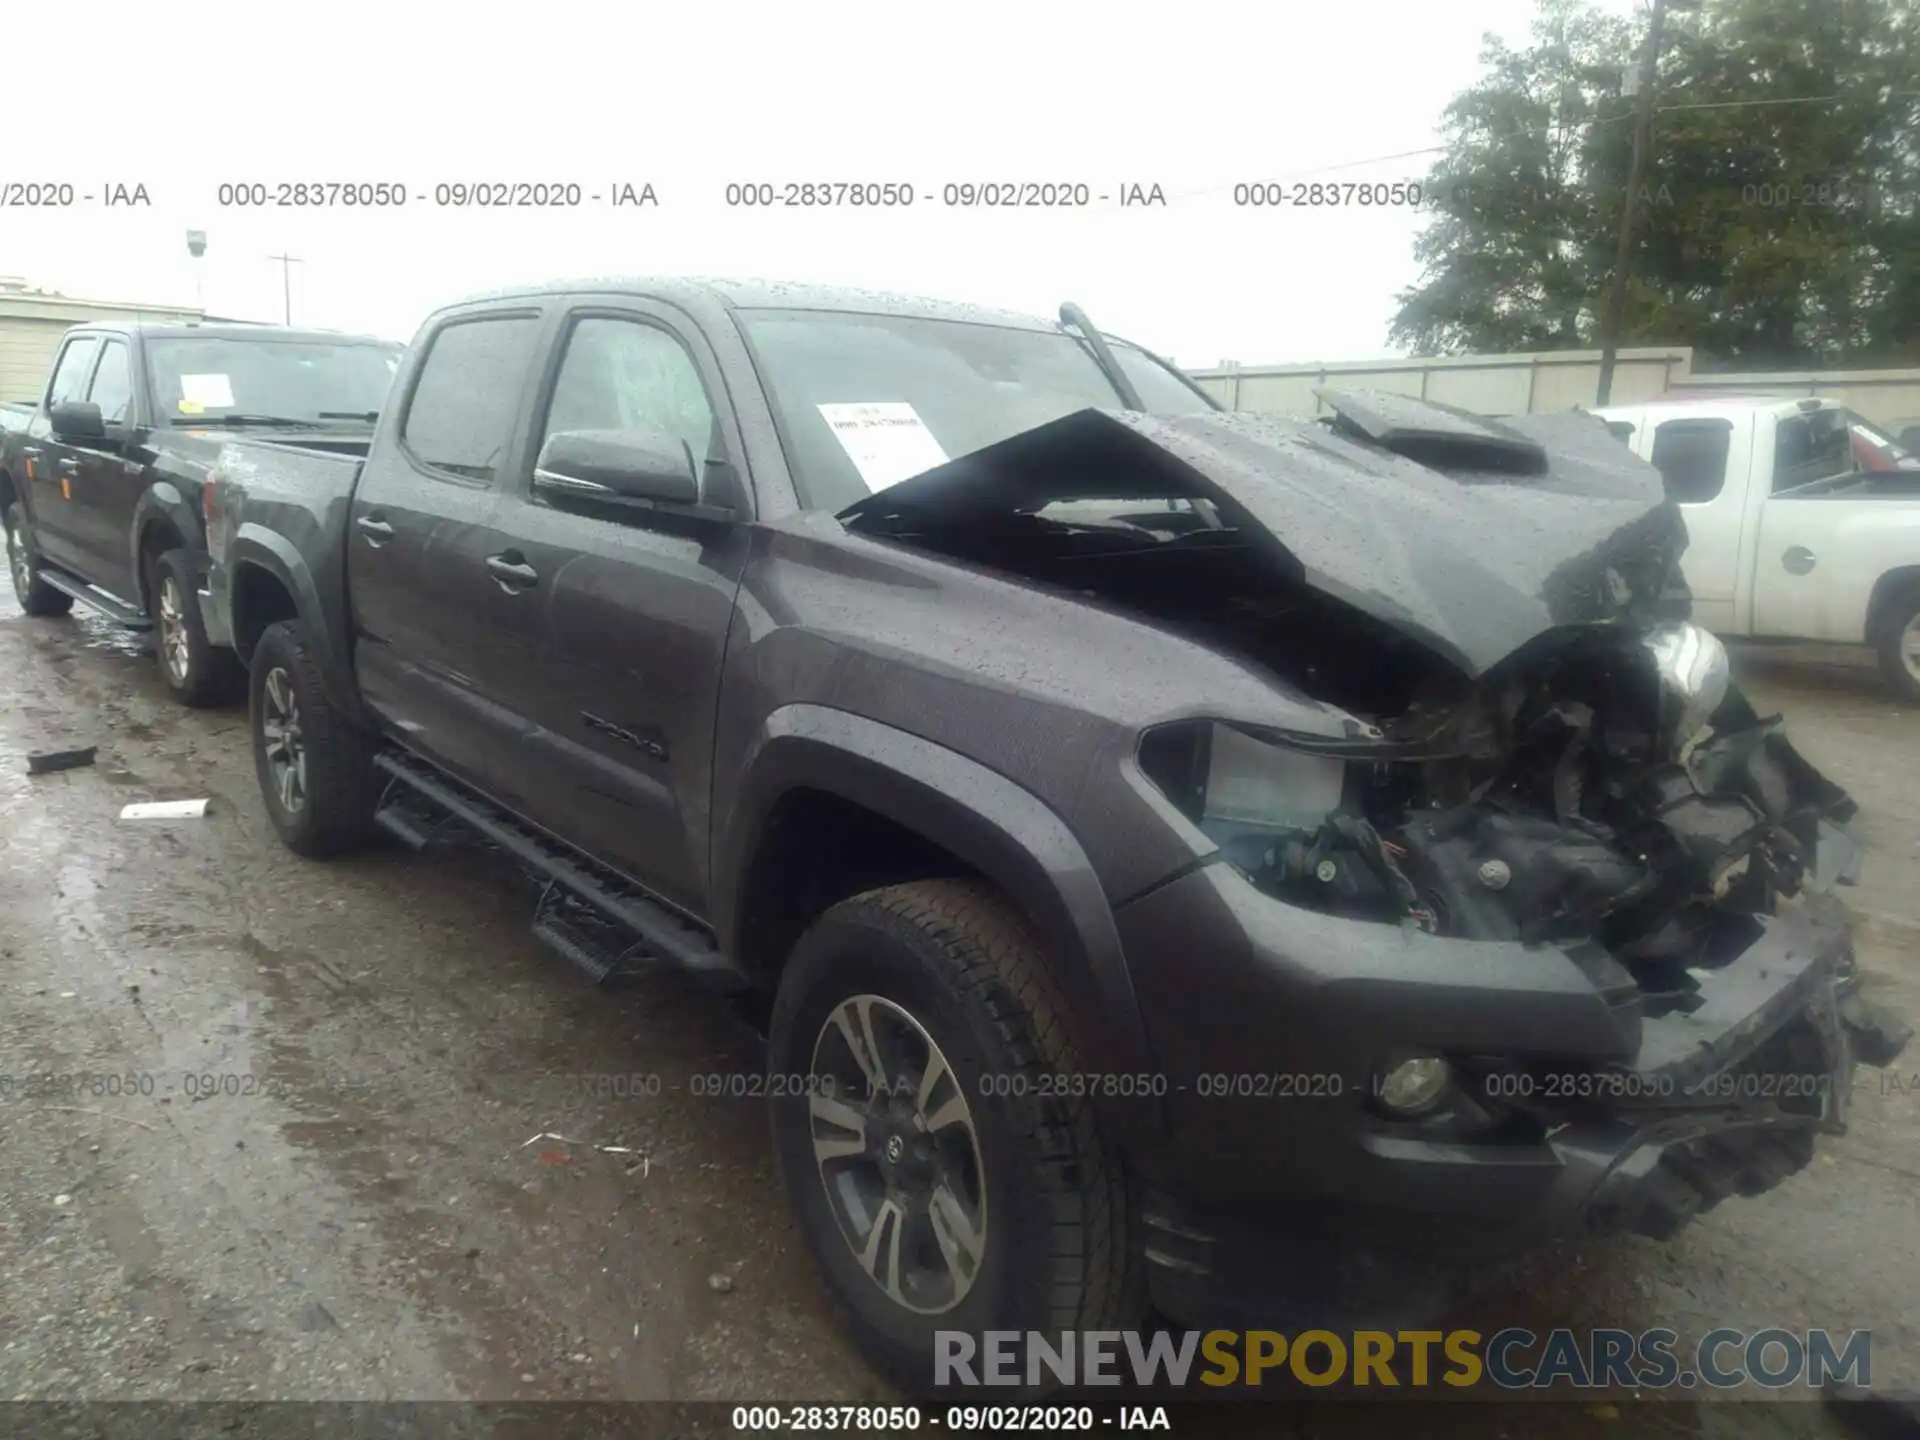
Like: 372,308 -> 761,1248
402,315 -> 541,482
47,337 -> 103,408
1649,417 -> 1732,504
1771,411 -> 1854,493
88,340 -> 134,425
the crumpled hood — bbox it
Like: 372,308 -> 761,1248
841,391 -> 1690,679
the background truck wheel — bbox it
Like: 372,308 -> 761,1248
768,878 -> 1144,1395
5,502 -> 74,618
1878,589 -> 1920,704
149,548 -> 240,707
250,620 -> 378,857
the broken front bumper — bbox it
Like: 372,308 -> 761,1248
1114,859 -> 1910,1328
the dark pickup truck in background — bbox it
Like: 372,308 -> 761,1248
0,322 -> 401,703
205,277 -> 1909,1391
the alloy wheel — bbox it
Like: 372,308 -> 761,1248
1903,613 -> 1920,684
7,520 -> 30,599
260,667 -> 308,816
807,994 -> 988,1315
158,574 -> 191,683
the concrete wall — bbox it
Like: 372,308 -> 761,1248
0,289 -> 206,404
1188,348 -> 1920,427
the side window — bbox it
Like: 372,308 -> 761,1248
540,317 -> 716,465
1604,420 -> 1635,445
401,315 -> 542,482
87,341 -> 134,426
1649,417 -> 1732,504
47,337 -> 103,408
1771,412 -> 1853,493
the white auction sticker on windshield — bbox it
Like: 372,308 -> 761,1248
179,373 -> 235,408
817,402 -> 950,492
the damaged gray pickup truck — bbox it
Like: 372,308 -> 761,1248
202,278 -> 1910,1389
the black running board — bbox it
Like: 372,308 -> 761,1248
372,749 -> 747,991
38,566 -> 153,629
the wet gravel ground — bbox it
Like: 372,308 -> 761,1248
1,592 -> 1915,1435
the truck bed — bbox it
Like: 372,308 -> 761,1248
205,436 -> 367,663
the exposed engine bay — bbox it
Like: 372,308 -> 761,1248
842,394 -> 1866,1009
1138,623 -> 1860,1013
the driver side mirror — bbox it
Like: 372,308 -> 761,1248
50,400 -> 106,443
534,428 -> 701,507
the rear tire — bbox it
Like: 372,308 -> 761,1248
250,620 -> 378,857
1877,590 -> 1920,704
150,547 -> 241,707
768,879 -> 1144,1396
5,501 -> 75,618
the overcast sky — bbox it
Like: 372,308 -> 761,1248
1,0 -> 1636,366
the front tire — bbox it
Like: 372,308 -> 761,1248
5,501 -> 74,618
1877,590 -> 1920,704
250,620 -> 378,857
150,548 -> 240,707
768,879 -> 1144,1396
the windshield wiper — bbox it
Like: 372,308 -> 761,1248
1058,301 -> 1145,410
168,413 -> 327,429
318,411 -> 380,423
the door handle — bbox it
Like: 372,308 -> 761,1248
355,515 -> 394,544
57,458 -> 80,472
485,554 -> 539,591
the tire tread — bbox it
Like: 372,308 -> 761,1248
5,502 -> 75,618
847,878 -> 1144,1336
253,620 -> 376,856
1876,590 -> 1920,703
152,547 -> 241,707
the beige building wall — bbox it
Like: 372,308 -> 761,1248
0,280 -> 205,404
1189,347 -> 1920,427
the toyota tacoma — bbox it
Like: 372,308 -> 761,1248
202,278 -> 1910,1389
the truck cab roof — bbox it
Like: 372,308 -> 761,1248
437,276 -> 1066,333
58,321 -> 398,345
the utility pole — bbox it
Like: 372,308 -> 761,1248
1594,0 -> 1671,406
185,230 -> 207,311
268,253 -> 303,325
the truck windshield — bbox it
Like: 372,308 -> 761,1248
146,337 -> 403,426
736,309 -> 1217,513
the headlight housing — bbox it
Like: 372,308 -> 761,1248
1137,719 -> 1432,927
1139,719 -> 1347,842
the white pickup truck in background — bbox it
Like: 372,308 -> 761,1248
1595,395 -> 1920,701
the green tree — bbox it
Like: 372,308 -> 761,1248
1392,0 -> 1920,365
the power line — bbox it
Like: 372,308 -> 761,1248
1164,146 -> 1448,204
1652,88 -> 1920,114
1166,89 -> 1919,206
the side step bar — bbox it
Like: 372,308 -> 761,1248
371,749 -> 747,992
37,566 -> 153,629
